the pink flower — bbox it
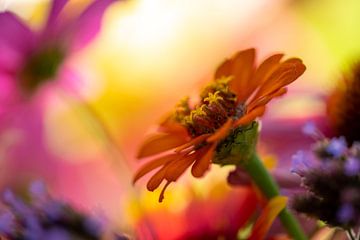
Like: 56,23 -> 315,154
0,0 -> 125,219
0,0 -> 118,111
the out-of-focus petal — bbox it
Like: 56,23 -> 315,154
66,0 -> 118,51
137,133 -> 188,159
0,12 -> 34,55
0,41 -> 23,72
249,196 -> 288,240
45,0 -> 69,27
191,144 -> 215,178
0,73 -> 19,116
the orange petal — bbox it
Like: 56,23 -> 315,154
253,58 -> 305,100
207,118 -> 233,142
254,53 -> 284,85
133,153 -> 181,184
215,56 -> 234,79
234,105 -> 266,127
247,87 -> 287,113
137,133 -> 188,159
244,54 -> 284,101
175,134 -> 211,152
249,196 -> 288,240
158,181 -> 171,202
229,49 -> 256,102
159,115 -> 188,135
146,167 -> 167,191
191,144 -> 216,178
164,153 -> 198,182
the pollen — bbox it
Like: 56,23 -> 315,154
180,80 -> 238,137
204,91 -> 224,105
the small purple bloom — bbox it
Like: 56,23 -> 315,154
43,228 -> 70,240
302,121 -> 318,137
43,201 -> 65,221
326,137 -> 347,158
344,157 -> 360,176
83,217 -> 104,237
0,181 -> 128,239
29,180 -> 48,200
0,211 -> 15,234
290,151 -> 311,176
337,203 -> 355,223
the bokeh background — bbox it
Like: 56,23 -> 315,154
1,0 -> 360,238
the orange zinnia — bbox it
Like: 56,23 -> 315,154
134,48 -> 306,202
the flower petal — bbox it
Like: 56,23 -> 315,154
247,87 -> 287,113
158,181 -> 171,202
0,12 -> 34,55
215,55 -> 234,79
253,54 -> 284,86
175,134 -> 211,152
66,0 -> 119,51
249,196 -> 288,240
253,58 -> 305,101
133,154 -> 181,184
164,153 -> 198,182
159,117 -> 188,135
46,0 -> 69,27
235,105 -> 266,127
230,48 -> 256,102
207,118 -> 233,143
137,133 -> 188,159
146,167 -> 167,191
191,144 -> 216,178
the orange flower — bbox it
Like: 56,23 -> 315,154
134,48 -> 306,202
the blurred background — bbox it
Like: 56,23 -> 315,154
1,0 -> 360,238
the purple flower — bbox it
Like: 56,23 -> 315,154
0,181 -> 128,239
290,151 -> 312,176
337,203 -> 355,224
326,137 -> 347,158
0,211 -> 15,234
344,157 -> 360,176
0,0 -> 118,110
302,121 -> 319,137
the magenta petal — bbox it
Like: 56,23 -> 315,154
0,73 -> 19,117
0,12 -> 34,54
0,41 -> 23,72
45,0 -> 69,28
67,0 -> 118,51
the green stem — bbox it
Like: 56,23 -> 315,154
242,153 -> 308,240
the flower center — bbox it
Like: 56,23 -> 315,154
19,45 -> 65,93
173,77 -> 241,137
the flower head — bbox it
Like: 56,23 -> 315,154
134,48 -> 306,202
328,62 -> 360,144
0,0 -> 118,109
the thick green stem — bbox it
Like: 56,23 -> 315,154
242,154 -> 308,240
